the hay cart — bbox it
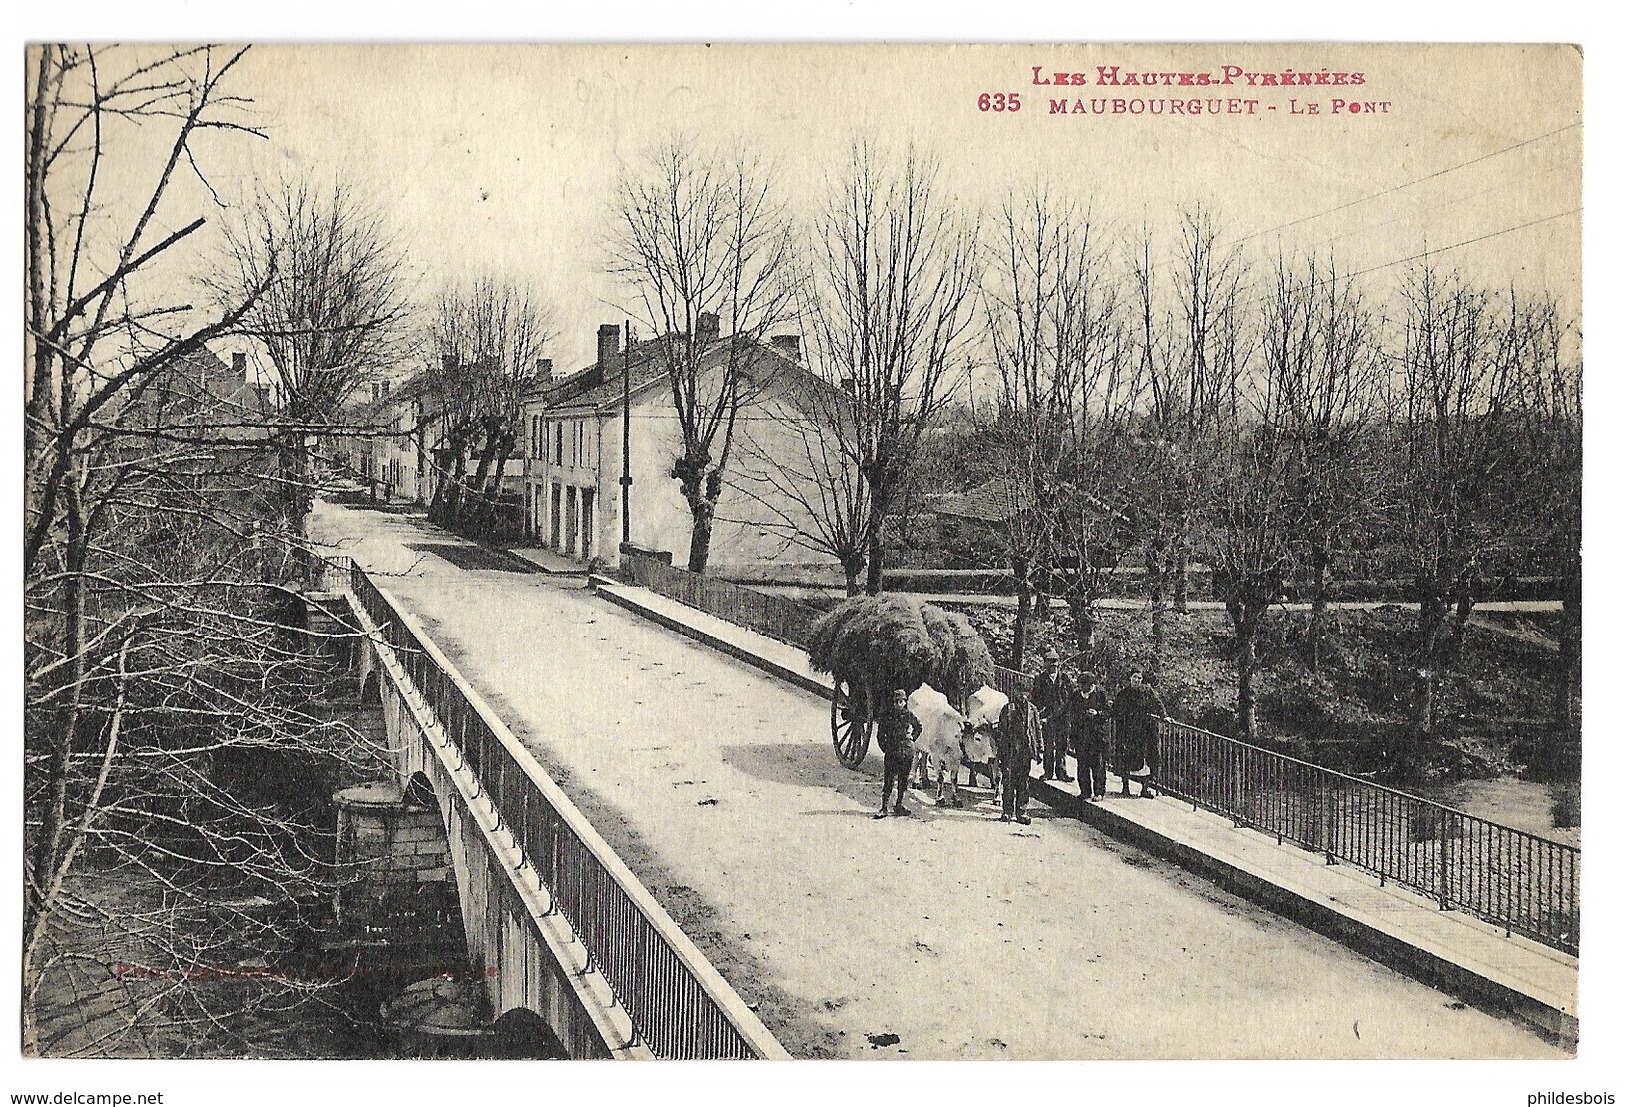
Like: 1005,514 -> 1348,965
806,595 -> 994,769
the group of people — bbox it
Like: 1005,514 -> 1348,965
871,648 -> 1167,824
1031,647 -> 1167,804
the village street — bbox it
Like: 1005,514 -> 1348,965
312,501 -> 1564,1060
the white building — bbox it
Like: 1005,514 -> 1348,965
521,317 -> 841,573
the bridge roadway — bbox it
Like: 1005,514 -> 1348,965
313,502 -> 1563,1060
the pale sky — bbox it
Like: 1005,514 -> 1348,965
175,42 -> 1585,373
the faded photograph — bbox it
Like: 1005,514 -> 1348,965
22,43 -> 1580,1064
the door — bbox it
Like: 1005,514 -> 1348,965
580,489 -> 594,561
565,486 -> 579,557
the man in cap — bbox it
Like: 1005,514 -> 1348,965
1031,646 -> 1073,782
875,687 -> 922,818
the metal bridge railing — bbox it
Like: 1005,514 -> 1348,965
622,548 -> 824,649
346,562 -> 783,1059
1157,718 -> 1579,956
312,553 -> 354,594
610,551 -> 1580,958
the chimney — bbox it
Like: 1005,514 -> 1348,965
597,323 -> 620,371
537,358 -> 554,385
231,351 -> 247,380
770,334 -> 801,363
696,311 -> 721,345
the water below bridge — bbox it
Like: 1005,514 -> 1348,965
313,501 -> 1564,1060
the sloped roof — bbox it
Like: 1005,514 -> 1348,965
927,478 -> 1031,525
539,333 -> 829,418
927,478 -> 1128,530
347,369 -> 432,423
540,345 -> 672,414
126,344 -> 272,442
167,346 -> 260,409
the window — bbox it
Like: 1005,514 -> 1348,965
553,422 -> 564,467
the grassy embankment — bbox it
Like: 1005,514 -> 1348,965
948,601 -> 1568,785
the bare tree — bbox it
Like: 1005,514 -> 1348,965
1394,266 -> 1554,738
984,190 -> 1138,666
1127,210 -> 1241,681
25,45 -> 377,1056
1525,306 -> 1582,769
608,137 -> 794,573
425,274 -> 554,525
797,142 -> 980,594
222,178 -> 412,570
727,355 -> 875,594
1260,253 -> 1389,669
26,45 -> 264,578
1208,341 -> 1303,743
1417,289 -> 1579,766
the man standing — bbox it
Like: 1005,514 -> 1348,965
1031,647 -> 1073,783
1111,669 -> 1166,798
1069,670 -> 1111,805
996,694 -> 1039,825
875,688 -> 922,818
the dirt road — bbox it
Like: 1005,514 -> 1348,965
313,502 -> 1563,1060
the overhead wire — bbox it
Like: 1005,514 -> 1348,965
1222,121 -> 1580,247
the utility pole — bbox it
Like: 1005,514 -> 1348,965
620,319 -> 633,550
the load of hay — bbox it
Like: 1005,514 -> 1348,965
807,595 -> 994,706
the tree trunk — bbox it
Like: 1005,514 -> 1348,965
25,474 -> 87,1056
444,451 -> 469,524
1173,541 -> 1190,614
1308,540 -> 1331,671
1148,542 -> 1167,684
486,448 -> 512,498
842,553 -> 865,597
1012,554 -> 1031,670
1413,590 -> 1447,738
864,527 -> 885,595
289,435 -> 316,584
1236,628 -> 1259,742
1230,599 -> 1262,742
1552,555 -> 1581,778
470,426 -> 500,501
20,938 -> 41,1056
1068,593 -> 1096,666
686,501 -> 716,574
1447,574 -> 1476,661
429,438 -> 464,523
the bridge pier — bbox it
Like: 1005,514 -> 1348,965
353,603 -> 646,1059
332,781 -> 457,933
329,563 -> 786,1059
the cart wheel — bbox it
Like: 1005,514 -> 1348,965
831,680 -> 873,770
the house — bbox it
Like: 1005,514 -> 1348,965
127,346 -> 272,439
925,478 -> 1032,529
520,316 -> 841,572
349,375 -> 434,505
347,366 -> 529,513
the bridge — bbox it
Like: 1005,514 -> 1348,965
311,500 -> 1577,1060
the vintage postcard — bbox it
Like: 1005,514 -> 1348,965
20,37 -> 1588,1104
